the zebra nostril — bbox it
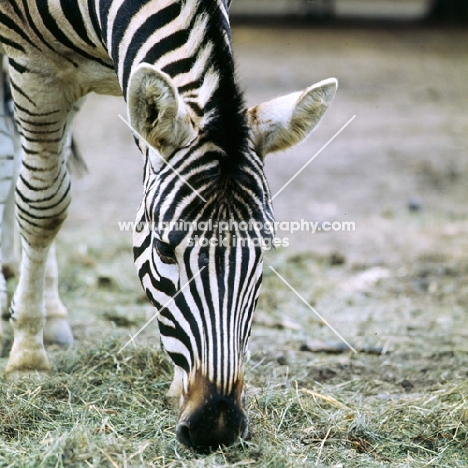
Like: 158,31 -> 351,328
216,399 -> 228,413
176,421 -> 193,448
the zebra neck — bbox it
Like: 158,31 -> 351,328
98,0 -> 232,98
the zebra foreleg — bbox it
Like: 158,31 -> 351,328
5,167 -> 72,375
4,78 -> 73,375
6,246 -> 52,374
5,241 -> 73,375
6,191 -> 72,375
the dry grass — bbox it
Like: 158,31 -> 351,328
1,338 -> 467,467
1,229 -> 468,467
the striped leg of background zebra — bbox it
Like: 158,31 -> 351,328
0,56 -> 18,342
0,0 -> 336,450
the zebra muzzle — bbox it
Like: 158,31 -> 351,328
175,373 -> 248,451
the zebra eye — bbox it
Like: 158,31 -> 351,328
155,239 -> 177,264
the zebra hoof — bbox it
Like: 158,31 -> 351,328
44,317 -> 74,346
4,347 -> 50,378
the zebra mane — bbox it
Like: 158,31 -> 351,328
195,2 -> 251,188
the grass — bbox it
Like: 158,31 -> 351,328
1,339 -> 467,467
1,228 -> 468,467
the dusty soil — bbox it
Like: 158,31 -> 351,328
4,24 -> 466,465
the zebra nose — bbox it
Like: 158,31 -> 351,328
176,397 -> 248,451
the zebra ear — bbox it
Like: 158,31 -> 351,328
127,64 -> 196,157
247,78 -> 337,158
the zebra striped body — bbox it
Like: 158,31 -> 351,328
0,0 -> 337,449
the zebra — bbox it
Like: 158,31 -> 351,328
0,0 -> 337,450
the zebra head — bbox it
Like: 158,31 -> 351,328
128,64 -> 337,450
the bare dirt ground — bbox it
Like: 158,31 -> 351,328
2,24 -> 468,466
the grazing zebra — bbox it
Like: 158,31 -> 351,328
0,0 -> 337,449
